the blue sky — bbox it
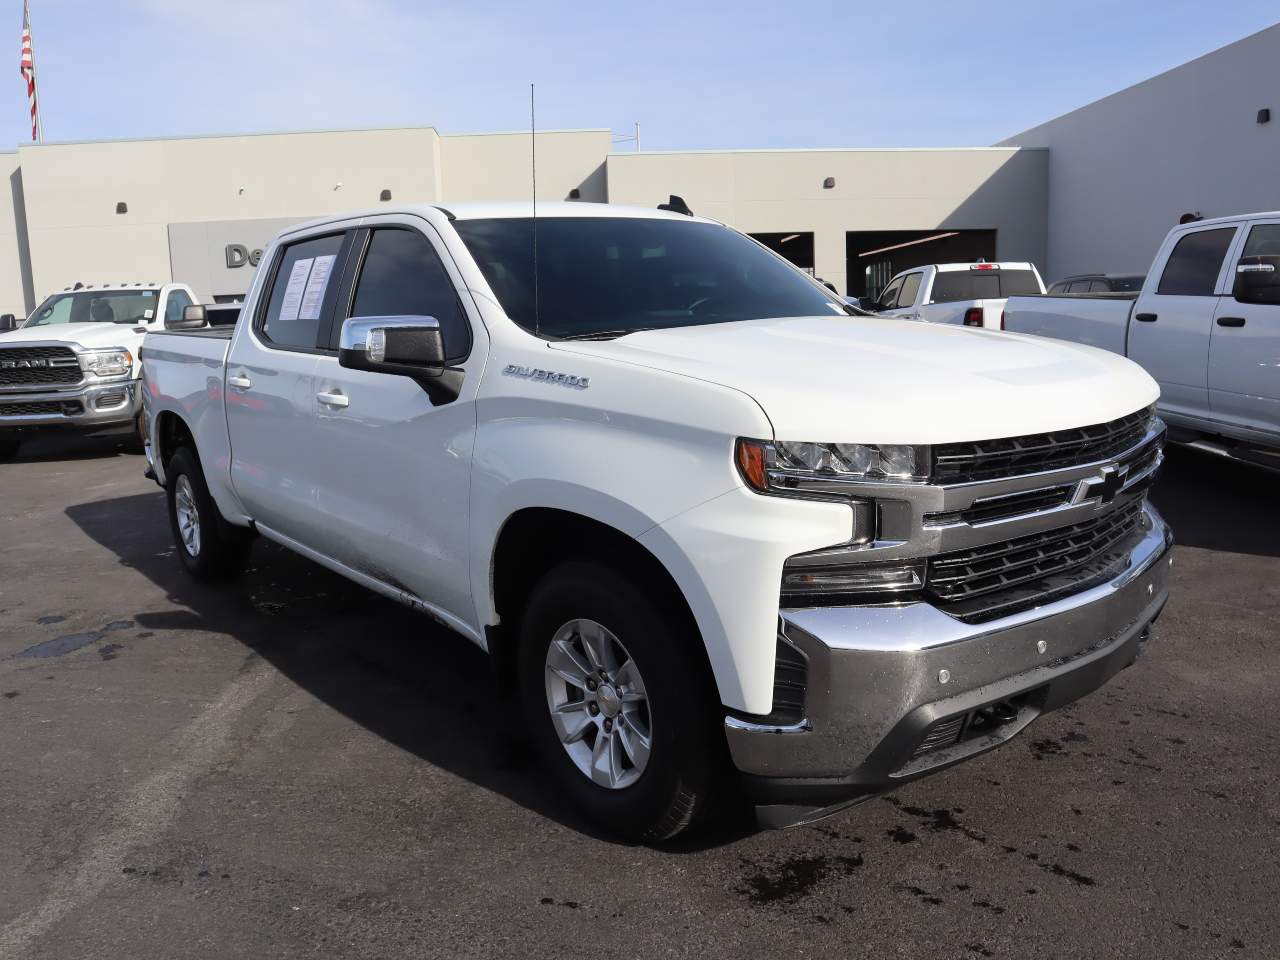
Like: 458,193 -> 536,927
10,1 -> 1279,150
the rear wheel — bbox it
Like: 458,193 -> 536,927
0,430 -> 20,461
166,446 -> 252,581
519,560 -> 724,842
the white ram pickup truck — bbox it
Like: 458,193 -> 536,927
1005,212 -> 1280,468
140,203 -> 1173,840
0,282 -> 197,460
872,261 -> 1045,329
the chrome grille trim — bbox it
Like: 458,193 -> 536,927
932,406 -> 1155,483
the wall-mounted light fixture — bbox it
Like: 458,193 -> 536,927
1258,108 -> 1271,124
115,201 -> 128,214
822,177 -> 835,189
568,187 -> 581,200
379,189 -> 392,201
334,181 -> 343,191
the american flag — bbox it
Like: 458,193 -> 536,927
19,0 -> 39,141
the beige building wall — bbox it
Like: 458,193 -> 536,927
439,130 -> 610,203
17,127 -> 444,302
1000,23 -> 1280,281
605,148 -> 1049,294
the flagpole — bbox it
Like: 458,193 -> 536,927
26,1 -> 42,142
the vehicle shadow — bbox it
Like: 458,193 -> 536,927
64,491 -> 755,850
9,431 -> 140,464
1149,445 -> 1280,559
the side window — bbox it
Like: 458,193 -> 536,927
1048,282 -> 1067,295
1242,224 -> 1280,258
896,272 -> 922,308
260,233 -> 347,350
349,228 -> 471,355
1088,280 -> 1110,293
1156,228 -> 1236,297
164,289 -> 193,325
877,276 -> 904,310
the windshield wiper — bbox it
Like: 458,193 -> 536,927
553,328 -> 655,341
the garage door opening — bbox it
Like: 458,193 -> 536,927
750,232 -> 815,275
847,229 -> 996,298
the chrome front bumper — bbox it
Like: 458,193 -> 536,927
0,380 -> 140,430
728,502 -> 1173,822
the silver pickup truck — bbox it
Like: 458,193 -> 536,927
1005,212 -> 1280,469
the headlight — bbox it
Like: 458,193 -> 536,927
736,438 -> 930,496
79,349 -> 133,378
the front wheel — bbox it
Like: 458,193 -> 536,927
166,446 -> 252,581
519,560 -> 724,842
0,430 -> 20,461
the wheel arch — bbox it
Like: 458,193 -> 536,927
485,507 -> 720,707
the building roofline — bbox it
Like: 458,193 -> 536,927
1000,21 -> 1280,142
607,146 -> 1046,158
14,124 -> 609,150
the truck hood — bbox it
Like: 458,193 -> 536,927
551,316 -> 1159,443
0,322 -> 146,351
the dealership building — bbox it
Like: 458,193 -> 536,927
0,23 -> 1275,317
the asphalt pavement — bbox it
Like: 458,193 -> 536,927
0,432 -> 1276,959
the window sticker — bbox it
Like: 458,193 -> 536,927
279,257 -> 314,323
298,254 -> 337,321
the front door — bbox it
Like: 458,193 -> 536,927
307,218 -> 484,629
1128,224 -> 1239,424
1209,220 -> 1280,439
225,230 -> 352,546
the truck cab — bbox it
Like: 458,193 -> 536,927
874,261 -> 1045,329
0,282 -> 198,460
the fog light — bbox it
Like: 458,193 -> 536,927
781,559 -> 925,601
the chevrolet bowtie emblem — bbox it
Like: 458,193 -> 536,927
1076,463 -> 1128,505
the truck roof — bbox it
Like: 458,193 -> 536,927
281,201 -> 718,240
932,261 -> 1035,272
1172,210 -> 1280,228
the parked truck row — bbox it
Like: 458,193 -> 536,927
138,203 -> 1173,840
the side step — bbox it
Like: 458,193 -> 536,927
1180,438 -> 1280,472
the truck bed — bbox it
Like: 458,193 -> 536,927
1003,293 -> 1137,355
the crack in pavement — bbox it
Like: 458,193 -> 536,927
0,660 -> 276,957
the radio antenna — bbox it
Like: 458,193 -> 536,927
530,83 -> 540,337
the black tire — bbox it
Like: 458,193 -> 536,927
519,560 -> 724,842
0,429 -> 19,461
166,445 -> 252,581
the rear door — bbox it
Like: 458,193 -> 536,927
306,216 -> 484,628
1208,219 -> 1280,439
225,229 -> 355,545
1128,223 -> 1240,423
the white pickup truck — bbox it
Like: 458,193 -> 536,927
140,203 -> 1172,840
0,282 -> 197,460
871,261 -> 1045,329
1005,212 -> 1280,468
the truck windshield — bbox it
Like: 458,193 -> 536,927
453,217 -> 845,339
25,289 -> 160,327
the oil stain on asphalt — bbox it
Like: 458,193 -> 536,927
14,619 -> 134,659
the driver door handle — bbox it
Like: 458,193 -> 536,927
1216,316 -> 1246,328
227,374 -> 252,390
317,390 -> 350,408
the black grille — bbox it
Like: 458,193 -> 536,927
932,406 -> 1154,483
928,499 -> 1147,622
0,346 -> 82,386
0,399 -> 81,416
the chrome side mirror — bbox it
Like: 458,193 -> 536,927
339,315 -> 445,376
1234,258 -> 1280,305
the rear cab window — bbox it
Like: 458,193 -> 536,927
258,233 -> 350,351
929,268 -> 1042,302
1156,228 -> 1237,296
